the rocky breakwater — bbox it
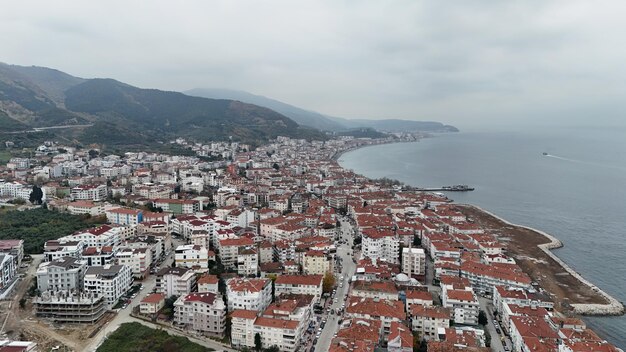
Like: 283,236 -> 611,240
464,205 -> 625,317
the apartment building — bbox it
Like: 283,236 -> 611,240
174,292 -> 227,337
156,267 -> 197,297
70,184 -> 107,201
83,265 -> 133,308
174,244 -> 209,269
409,305 -> 451,341
115,247 -> 152,278
303,250 -> 331,275
274,275 -> 323,301
401,247 -> 425,278
36,257 -> 87,292
361,229 -> 400,265
226,278 -> 272,312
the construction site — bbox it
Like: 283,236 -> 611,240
0,255 -> 116,352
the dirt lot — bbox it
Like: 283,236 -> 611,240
458,205 -> 609,311
0,255 -> 115,351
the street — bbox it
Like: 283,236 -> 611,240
479,297 -> 511,352
315,218 -> 356,352
85,236 -> 233,352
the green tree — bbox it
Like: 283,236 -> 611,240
29,185 -> 44,204
162,295 -> 178,319
264,346 -> 280,352
322,272 -> 336,294
19,297 -> 27,309
478,310 -> 488,326
272,163 -> 279,170
254,332 -> 262,351
267,274 -> 277,302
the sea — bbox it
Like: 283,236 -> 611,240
338,126 -> 626,348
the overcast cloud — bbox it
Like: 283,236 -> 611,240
2,0 -> 626,128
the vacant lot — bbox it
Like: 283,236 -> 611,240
458,205 -> 608,310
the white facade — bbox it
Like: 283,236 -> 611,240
0,254 -> 16,290
83,265 -> 133,308
402,247 -> 426,277
174,245 -> 209,269
174,292 -> 227,337
156,267 -> 198,297
71,184 -> 107,201
59,225 -> 123,249
37,257 -> 87,292
226,278 -> 272,312
115,247 -> 152,278
361,232 -> 400,264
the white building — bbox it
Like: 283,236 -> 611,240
71,184 -> 107,201
115,247 -> 152,278
226,278 -> 272,312
401,247 -> 426,277
36,257 -> 87,292
237,248 -> 259,277
361,230 -> 400,264
174,244 -> 209,269
409,305 -> 451,341
303,250 -> 331,275
59,225 -> 123,249
43,240 -> 85,262
174,292 -> 227,337
67,201 -> 105,217
106,208 -> 143,226
156,267 -> 197,297
441,288 -> 480,326
274,275 -> 323,302
197,274 -> 219,293
139,293 -> 165,315
0,254 -> 17,291
83,265 -> 133,308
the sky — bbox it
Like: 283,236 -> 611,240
2,0 -> 626,129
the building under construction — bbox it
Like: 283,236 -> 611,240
35,290 -> 106,324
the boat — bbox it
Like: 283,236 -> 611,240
542,152 -> 549,156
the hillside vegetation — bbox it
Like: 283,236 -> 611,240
0,63 -> 325,146
0,208 -> 104,253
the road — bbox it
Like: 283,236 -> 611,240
315,218 -> 356,352
479,297 -> 511,352
2,124 -> 94,134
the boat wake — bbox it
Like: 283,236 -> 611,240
545,154 -> 581,163
544,153 -> 626,172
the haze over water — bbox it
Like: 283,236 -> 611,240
339,126 -> 626,348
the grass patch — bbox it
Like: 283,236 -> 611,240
97,322 -> 212,352
0,150 -> 12,164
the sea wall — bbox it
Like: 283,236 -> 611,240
465,204 -> 624,316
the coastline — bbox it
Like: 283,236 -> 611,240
462,204 -> 624,316
335,141 -> 625,317
331,137 -> 423,161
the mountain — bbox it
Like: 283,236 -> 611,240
185,88 -> 458,133
0,64 -> 324,146
329,117 -> 459,133
185,88 -> 346,131
8,65 -> 85,106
